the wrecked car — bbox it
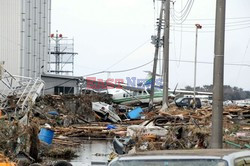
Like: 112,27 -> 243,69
175,97 -> 202,108
108,149 -> 250,166
92,102 -> 121,123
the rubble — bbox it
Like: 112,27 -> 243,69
1,93 -> 250,164
42,147 -> 77,159
112,105 -> 250,153
0,153 -> 16,166
92,102 -> 121,123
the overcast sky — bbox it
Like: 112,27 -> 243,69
51,0 -> 250,90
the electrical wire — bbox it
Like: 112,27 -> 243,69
169,59 -> 250,67
178,0 -> 183,68
171,21 -> 250,28
173,0 -> 193,21
235,38 -> 250,84
45,60 -> 154,90
172,0 -> 191,18
104,39 -> 150,70
83,60 -> 153,77
44,78 -> 78,90
171,0 -> 194,24
170,25 -> 250,33
184,17 -> 250,21
45,57 -> 250,90
173,19 -> 250,26
173,0 -> 191,14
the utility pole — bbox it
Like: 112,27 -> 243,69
149,1 -> 164,109
193,24 -> 202,108
162,0 -> 170,110
211,0 -> 226,149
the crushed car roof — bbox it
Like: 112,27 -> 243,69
123,149 -> 247,157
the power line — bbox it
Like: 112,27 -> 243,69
182,16 -> 250,21
173,0 -> 193,19
173,19 -> 250,26
45,60 -> 154,90
44,78 -> 78,90
171,22 -> 250,28
83,60 -> 153,77
168,59 -> 250,67
105,39 -> 150,70
173,0 -> 191,14
171,0 -> 194,24
170,25 -> 250,33
45,58 -> 250,90
235,38 -> 250,84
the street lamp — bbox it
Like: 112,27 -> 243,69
193,24 -> 202,108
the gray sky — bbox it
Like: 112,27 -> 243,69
51,0 -> 250,90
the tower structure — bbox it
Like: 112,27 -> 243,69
48,31 -> 77,75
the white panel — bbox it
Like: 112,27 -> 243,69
20,0 -> 26,76
37,0 -> 43,77
42,0 -> 49,75
0,0 -> 50,78
23,0 -> 31,77
0,0 -> 21,75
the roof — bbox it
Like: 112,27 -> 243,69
41,73 -> 82,80
123,149 -> 246,158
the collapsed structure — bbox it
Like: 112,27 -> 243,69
0,83 -> 250,165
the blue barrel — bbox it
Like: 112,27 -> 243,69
127,107 -> 143,119
38,128 -> 54,144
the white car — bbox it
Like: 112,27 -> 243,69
108,149 -> 250,166
92,102 -> 121,123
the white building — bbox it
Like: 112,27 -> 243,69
0,0 -> 51,78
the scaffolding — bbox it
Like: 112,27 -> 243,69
48,31 -> 78,75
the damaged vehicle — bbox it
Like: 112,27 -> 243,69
108,149 -> 250,166
175,97 -> 202,108
92,102 -> 121,123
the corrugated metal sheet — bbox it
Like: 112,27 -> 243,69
0,0 -> 21,75
0,0 -> 51,77
22,0 -> 51,78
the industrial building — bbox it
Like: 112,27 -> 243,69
0,0 -> 51,78
41,73 -> 82,95
0,0 -> 81,95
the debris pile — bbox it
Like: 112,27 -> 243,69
33,94 -> 113,126
1,93 -> 250,164
113,105 -> 250,153
0,153 -> 16,166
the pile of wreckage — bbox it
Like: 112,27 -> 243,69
1,90 -> 250,165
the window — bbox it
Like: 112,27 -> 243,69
182,98 -> 189,104
146,89 -> 151,94
54,86 -> 74,95
110,159 -> 228,166
175,97 -> 183,103
235,156 -> 250,166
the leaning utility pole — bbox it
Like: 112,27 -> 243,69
162,0 -> 170,110
149,1 -> 164,109
211,0 -> 226,149
193,24 -> 202,108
